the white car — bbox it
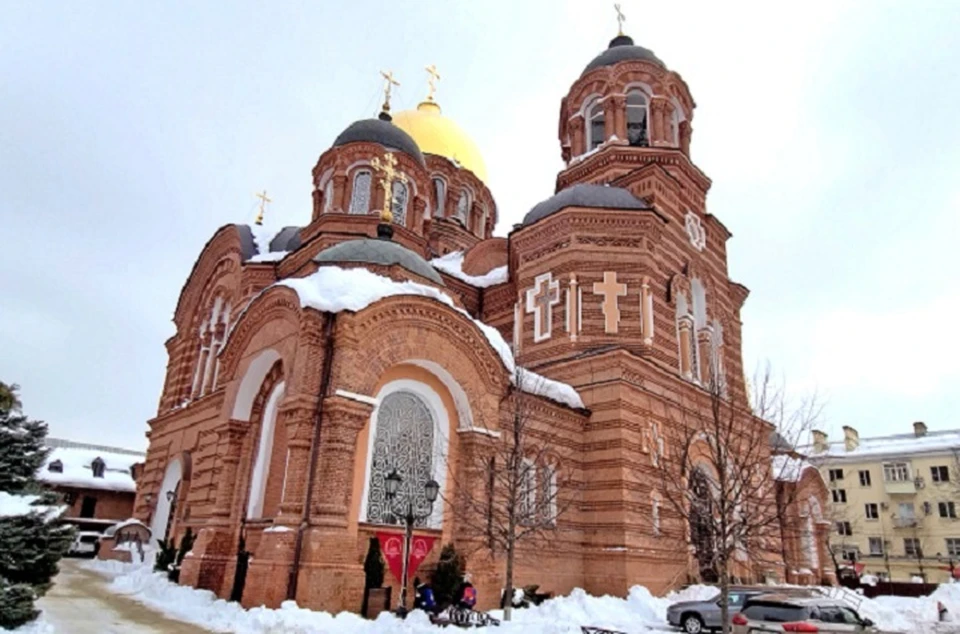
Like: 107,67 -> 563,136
68,531 -> 101,557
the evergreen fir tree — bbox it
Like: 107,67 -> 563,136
0,381 -> 73,630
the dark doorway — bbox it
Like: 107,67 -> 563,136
689,469 -> 717,582
80,495 -> 97,518
229,535 -> 250,603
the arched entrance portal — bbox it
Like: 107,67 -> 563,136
689,468 -> 717,582
151,457 -> 183,546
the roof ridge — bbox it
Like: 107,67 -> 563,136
46,437 -> 146,457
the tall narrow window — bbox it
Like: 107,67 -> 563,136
456,189 -> 471,226
541,464 -> 558,525
323,179 -> 333,213
391,181 -> 409,226
192,296 -> 230,399
365,391 -> 437,527
652,495 -> 661,536
433,177 -> 446,218
349,170 -> 372,215
670,106 -> 681,146
519,458 -> 536,523
626,90 -> 649,147
586,98 -> 605,151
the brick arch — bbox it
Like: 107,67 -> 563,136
342,297 -> 511,402
217,285 -> 302,388
173,225 -> 245,331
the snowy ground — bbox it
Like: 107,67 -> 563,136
19,556 -> 960,633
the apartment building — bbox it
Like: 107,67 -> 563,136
806,422 -> 960,582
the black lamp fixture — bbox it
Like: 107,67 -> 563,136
166,490 -> 176,503
381,468 -> 441,614
144,493 -> 153,505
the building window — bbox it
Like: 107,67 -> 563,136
840,546 -> 859,561
859,470 -> 872,487
433,177 -> 446,218
904,537 -> 922,558
831,489 -> 847,504
80,496 -> 97,518
541,464 -> 558,526
883,462 -> 910,482
48,460 -> 63,474
364,390 -> 437,527
946,538 -> 960,557
348,170 -> 372,215
322,179 -> 333,213
91,457 -> 105,478
899,502 -> 916,520
191,296 -> 231,399
836,521 -> 853,536
829,468 -> 844,482
586,98 -> 605,151
455,189 -> 471,226
670,106 -> 681,146
519,458 -> 536,523
625,90 -> 649,147
868,537 -> 884,556
939,501 -> 957,519
391,181 -> 409,226
865,503 -> 879,520
932,466 -> 950,483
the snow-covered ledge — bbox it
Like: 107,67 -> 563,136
225,266 -> 584,410
430,251 -> 508,288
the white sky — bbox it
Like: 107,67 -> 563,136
1,1 -> 958,450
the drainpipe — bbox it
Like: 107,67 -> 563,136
287,312 -> 337,601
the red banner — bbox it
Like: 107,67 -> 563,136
376,531 -> 439,584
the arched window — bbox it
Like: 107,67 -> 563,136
540,463 -> 557,525
323,179 -> 333,213
433,177 -> 446,218
91,457 -> 106,478
192,296 -> 231,399
586,98 -> 605,151
391,181 -> 409,226
365,391 -> 437,527
626,90 -> 649,147
349,170 -> 372,215
670,106 -> 681,146
247,381 -> 285,519
48,460 -> 63,474
455,189 -> 471,226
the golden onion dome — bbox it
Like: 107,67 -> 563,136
392,100 -> 488,184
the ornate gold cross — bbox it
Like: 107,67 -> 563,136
254,190 -> 271,226
425,64 -> 441,101
380,69 -> 400,112
370,152 -> 407,223
614,3 -> 626,35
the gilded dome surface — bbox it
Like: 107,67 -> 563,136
392,101 -> 488,184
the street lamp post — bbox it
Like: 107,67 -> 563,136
384,469 -> 439,614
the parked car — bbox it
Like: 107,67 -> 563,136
667,587 -> 771,633
67,531 -> 101,557
731,593 -> 880,633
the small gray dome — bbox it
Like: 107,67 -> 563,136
313,238 -> 443,285
582,35 -> 665,75
522,184 -> 652,226
333,118 -> 426,167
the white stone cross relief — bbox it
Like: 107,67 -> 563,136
592,271 -> 628,334
684,211 -> 707,251
525,272 -> 561,342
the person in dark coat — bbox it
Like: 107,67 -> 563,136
413,577 -> 437,614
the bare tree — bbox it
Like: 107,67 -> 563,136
450,366 -> 577,621
651,363 -> 821,634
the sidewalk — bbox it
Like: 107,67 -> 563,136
34,558 -> 213,634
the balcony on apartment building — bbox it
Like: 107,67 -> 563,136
885,478 -> 920,495
892,515 -> 921,528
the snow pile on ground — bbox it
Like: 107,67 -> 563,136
76,558 -> 960,634
38,445 -> 142,493
11,618 -> 55,634
430,251 -> 508,288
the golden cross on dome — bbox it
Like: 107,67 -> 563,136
614,3 -> 626,35
254,190 -> 271,226
370,152 -> 407,223
425,64 -> 441,101
380,69 -> 400,112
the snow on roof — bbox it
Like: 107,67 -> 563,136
39,441 -> 145,493
772,454 -> 817,482
805,429 -> 960,461
430,251 -> 508,288
234,266 -> 585,410
0,492 -> 64,521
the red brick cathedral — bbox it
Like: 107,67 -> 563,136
136,27 -> 804,612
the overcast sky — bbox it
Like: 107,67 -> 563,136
2,1 -> 958,450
